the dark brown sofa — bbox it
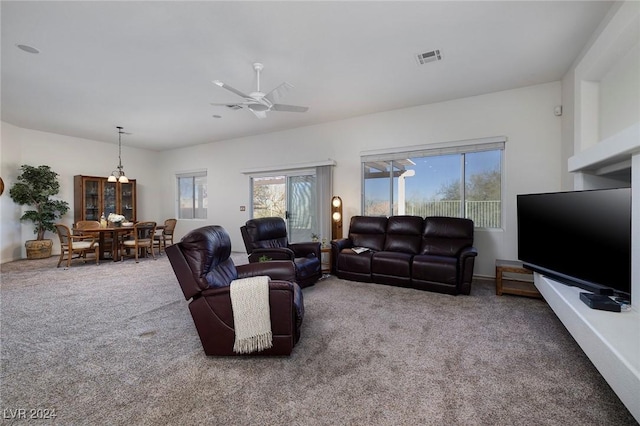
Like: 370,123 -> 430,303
331,216 -> 477,295
166,225 -> 304,356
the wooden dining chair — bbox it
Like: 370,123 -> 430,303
75,220 -> 100,230
75,220 -> 114,259
121,221 -> 157,262
153,218 -> 177,253
54,223 -> 100,268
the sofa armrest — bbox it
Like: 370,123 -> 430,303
459,246 -> 478,268
247,247 -> 295,262
330,238 -> 353,274
457,246 -> 478,295
289,241 -> 321,259
331,238 -> 353,251
197,279 -> 302,354
269,280 -> 304,339
200,280 -> 300,326
237,260 -> 297,282
199,280 -> 299,323
459,246 -> 478,259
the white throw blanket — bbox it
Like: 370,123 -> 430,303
230,276 -> 273,354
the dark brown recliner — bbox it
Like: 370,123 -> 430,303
240,217 -> 322,288
166,225 -> 304,356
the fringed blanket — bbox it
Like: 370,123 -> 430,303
230,276 -> 273,354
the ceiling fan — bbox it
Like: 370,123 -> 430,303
211,62 -> 309,119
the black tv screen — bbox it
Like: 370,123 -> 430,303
517,188 -> 631,298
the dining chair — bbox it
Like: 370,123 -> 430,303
154,218 -> 177,253
121,221 -> 157,262
75,220 -> 101,229
54,223 -> 100,268
75,220 -> 114,259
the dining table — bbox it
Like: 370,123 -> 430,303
79,226 -> 134,262
79,222 -> 166,261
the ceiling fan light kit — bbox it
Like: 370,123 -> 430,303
211,62 -> 309,119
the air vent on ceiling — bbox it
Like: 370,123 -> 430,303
415,49 -> 442,65
226,105 -> 242,110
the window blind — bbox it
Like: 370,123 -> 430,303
361,136 -> 506,162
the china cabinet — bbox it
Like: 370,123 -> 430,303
74,175 -> 137,223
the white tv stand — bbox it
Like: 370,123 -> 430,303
534,274 -> 639,421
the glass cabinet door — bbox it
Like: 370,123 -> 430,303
102,181 -> 117,217
120,182 -> 135,222
74,175 -> 137,223
83,178 -> 101,221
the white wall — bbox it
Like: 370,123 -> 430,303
0,123 -> 162,262
599,42 -> 639,142
2,82 -> 563,276
157,82 -> 563,277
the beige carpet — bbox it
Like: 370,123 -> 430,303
1,254 -> 636,425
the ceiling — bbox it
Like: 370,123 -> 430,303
1,1 -> 614,151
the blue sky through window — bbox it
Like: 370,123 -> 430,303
365,150 -> 501,202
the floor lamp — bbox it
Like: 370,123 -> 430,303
331,196 -> 343,240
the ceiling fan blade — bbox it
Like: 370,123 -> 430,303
210,102 -> 254,107
264,82 -> 294,105
271,104 -> 309,113
212,80 -> 253,100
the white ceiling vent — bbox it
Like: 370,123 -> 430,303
415,49 -> 442,65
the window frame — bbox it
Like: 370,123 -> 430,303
360,137 -> 506,229
176,170 -> 208,220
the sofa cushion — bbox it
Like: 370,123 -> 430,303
412,254 -> 457,285
336,249 -> 375,274
420,216 -> 474,256
384,215 -> 423,254
348,216 -> 388,251
372,251 -> 413,277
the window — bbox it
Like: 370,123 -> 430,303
177,171 -> 207,219
362,138 -> 504,228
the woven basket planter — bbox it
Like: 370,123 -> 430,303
25,239 -> 53,259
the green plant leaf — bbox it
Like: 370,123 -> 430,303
9,165 -> 70,240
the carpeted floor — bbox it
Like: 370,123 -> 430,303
1,254 -> 637,425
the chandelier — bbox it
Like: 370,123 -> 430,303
107,126 -> 129,183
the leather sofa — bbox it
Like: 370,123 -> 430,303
166,225 -> 304,356
331,216 -> 477,295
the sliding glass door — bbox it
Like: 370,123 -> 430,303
251,170 -> 317,243
287,174 -> 316,243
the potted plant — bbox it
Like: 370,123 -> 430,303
9,165 -> 70,259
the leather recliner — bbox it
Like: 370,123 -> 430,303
166,225 -> 304,356
240,217 -> 322,288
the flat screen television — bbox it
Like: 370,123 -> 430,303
517,188 -> 631,300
